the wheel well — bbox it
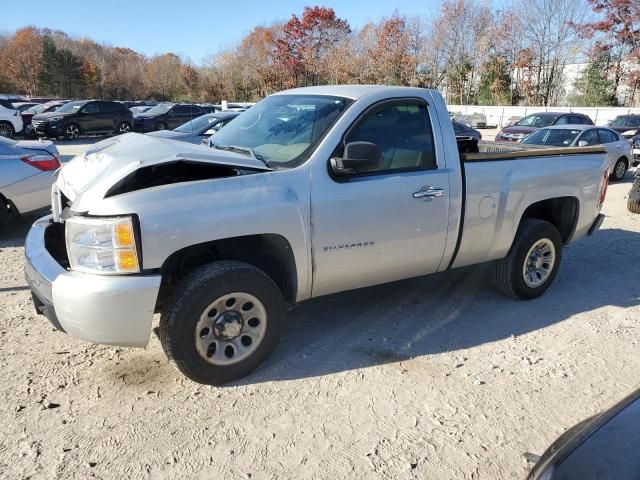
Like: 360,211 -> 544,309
521,197 -> 579,244
0,192 -> 17,215
157,234 -> 298,310
617,156 -> 629,168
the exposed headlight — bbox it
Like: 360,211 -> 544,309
65,216 -> 140,274
49,116 -> 64,122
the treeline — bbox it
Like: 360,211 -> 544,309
0,0 -> 638,106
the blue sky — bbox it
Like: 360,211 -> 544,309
4,0 -> 447,65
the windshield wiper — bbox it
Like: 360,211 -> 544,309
211,143 -> 270,168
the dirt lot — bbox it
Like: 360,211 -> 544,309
1,137 -> 639,479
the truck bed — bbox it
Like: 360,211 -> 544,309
461,142 -> 606,162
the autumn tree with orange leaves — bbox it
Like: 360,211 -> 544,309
0,27 -> 43,96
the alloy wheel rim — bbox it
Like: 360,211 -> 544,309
67,125 -> 79,139
616,161 -> 625,178
0,124 -> 12,137
194,292 -> 267,366
119,123 -> 130,134
522,238 -> 556,288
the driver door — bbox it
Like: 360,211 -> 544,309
310,99 -> 450,297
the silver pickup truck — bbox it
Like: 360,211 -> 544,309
25,86 -> 609,385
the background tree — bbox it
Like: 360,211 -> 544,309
0,27 -> 43,95
573,0 -> 640,106
571,51 -> 618,106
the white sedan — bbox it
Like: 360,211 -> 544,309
521,124 -> 633,181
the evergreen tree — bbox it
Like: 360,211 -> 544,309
477,55 -> 512,105
572,51 -> 618,106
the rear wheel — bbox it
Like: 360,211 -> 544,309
495,219 -> 562,300
159,261 -> 284,385
64,123 -> 80,140
117,121 -> 131,134
0,122 -> 14,138
611,158 -> 628,181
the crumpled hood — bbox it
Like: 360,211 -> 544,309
57,133 -> 270,211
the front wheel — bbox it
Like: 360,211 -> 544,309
159,261 -> 285,385
156,121 -> 168,131
495,219 -> 562,300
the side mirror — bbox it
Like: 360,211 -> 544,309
330,141 -> 382,176
578,140 -> 589,147
203,128 -> 216,137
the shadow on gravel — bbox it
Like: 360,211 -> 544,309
239,227 -> 640,385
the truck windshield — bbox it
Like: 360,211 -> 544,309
211,94 -> 351,168
521,128 -> 581,146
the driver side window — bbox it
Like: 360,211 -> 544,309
82,102 -> 99,114
345,102 -> 437,173
579,129 -> 598,146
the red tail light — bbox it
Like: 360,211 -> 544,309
21,154 -> 60,171
598,169 -> 609,209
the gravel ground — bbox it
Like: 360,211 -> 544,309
1,136 -> 639,480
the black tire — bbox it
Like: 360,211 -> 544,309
495,219 -> 563,300
64,123 -> 81,140
0,198 -> 9,233
610,158 -> 628,181
628,176 -> 640,214
117,121 -> 131,135
0,121 -> 15,139
156,121 -> 168,131
159,261 -> 285,385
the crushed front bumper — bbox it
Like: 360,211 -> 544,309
24,215 -> 161,347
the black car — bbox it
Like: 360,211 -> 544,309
608,114 -> 640,136
31,100 -> 133,140
453,120 -> 481,153
526,387 -> 640,479
133,103 -> 205,133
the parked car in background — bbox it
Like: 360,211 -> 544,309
0,136 -> 60,232
12,102 -> 39,113
505,115 -> 522,126
25,85 -> 609,385
198,104 -> 219,114
32,100 -> 133,140
148,111 -> 240,145
452,120 -> 481,153
133,103 -> 205,132
0,99 -> 24,138
526,387 -> 640,480
455,112 -> 487,128
130,105 -> 153,115
496,112 -> 593,142
609,115 -> 640,165
21,101 -> 69,137
608,114 -> 640,137
521,125 -> 632,181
